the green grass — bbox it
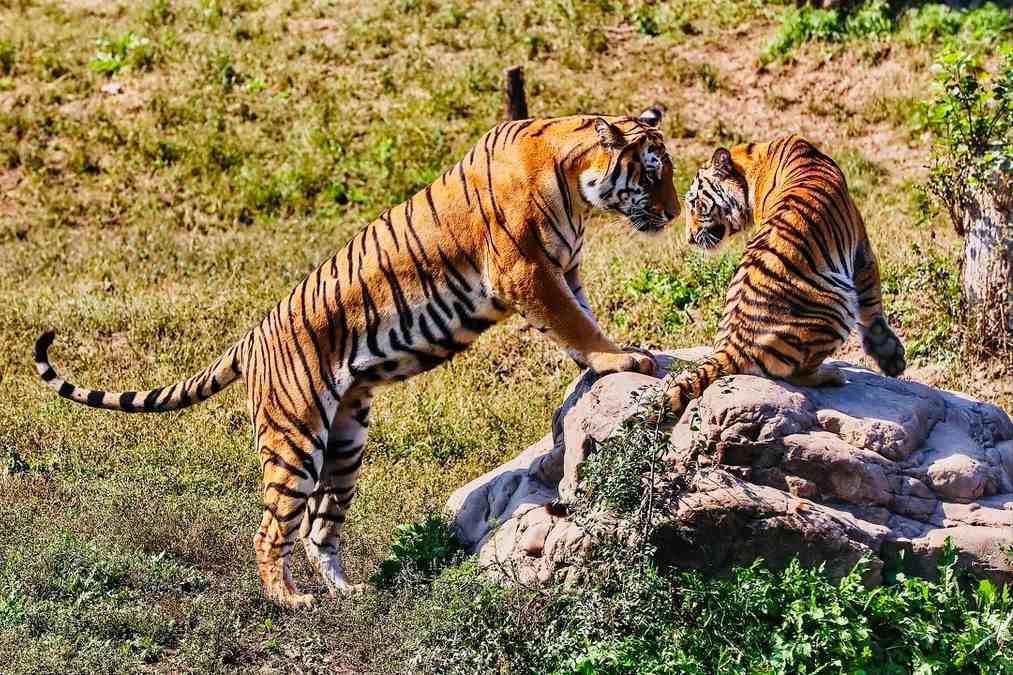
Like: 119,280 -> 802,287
762,0 -> 1012,63
0,0 -> 1008,671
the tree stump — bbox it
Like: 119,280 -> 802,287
959,177 -> 1013,361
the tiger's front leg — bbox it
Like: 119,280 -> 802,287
498,259 -> 655,376
557,267 -> 601,369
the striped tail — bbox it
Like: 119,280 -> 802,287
664,347 -> 740,415
33,331 -> 244,413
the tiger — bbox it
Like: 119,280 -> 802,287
33,108 -> 680,608
664,134 -> 905,417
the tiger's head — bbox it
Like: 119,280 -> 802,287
684,147 -> 751,251
579,107 -> 680,234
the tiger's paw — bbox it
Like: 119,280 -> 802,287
262,574 -> 316,609
862,318 -> 906,378
325,582 -> 371,597
785,365 -> 846,388
310,548 -> 370,597
588,350 -> 656,376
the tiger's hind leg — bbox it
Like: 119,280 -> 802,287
253,419 -> 325,609
854,240 -> 906,377
300,390 -> 372,595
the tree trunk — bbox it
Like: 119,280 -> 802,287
959,179 -> 1013,360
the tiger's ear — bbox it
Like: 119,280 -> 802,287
638,104 -> 665,127
711,147 -> 734,177
595,118 -> 626,150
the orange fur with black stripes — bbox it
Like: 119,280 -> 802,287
33,109 -> 679,608
666,135 -> 905,415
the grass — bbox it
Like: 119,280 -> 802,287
0,0 -> 1009,671
762,0 -> 1012,64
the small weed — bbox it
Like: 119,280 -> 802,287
0,39 -> 14,76
576,397 -> 670,517
627,1 -> 683,37
143,0 -> 176,28
88,33 -> 157,75
0,570 -> 27,630
36,50 -> 68,80
206,49 -> 245,93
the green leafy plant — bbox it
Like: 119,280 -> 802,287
922,48 -> 1013,228
762,0 -> 893,64
402,528 -> 1013,673
628,268 -> 699,316
88,32 -> 156,75
370,513 -> 465,589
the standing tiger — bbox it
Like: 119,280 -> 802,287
32,109 -> 680,608
665,135 -> 905,415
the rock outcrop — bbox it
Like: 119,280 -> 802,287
446,350 -> 1013,587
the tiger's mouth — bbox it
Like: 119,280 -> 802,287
630,210 -> 670,233
692,223 -> 726,249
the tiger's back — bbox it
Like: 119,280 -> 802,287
669,135 -> 905,412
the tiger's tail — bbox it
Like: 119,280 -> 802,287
33,331 -> 245,413
664,346 -> 740,416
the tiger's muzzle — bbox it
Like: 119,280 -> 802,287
691,223 -> 726,249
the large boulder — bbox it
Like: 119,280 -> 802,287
445,350 -> 1013,587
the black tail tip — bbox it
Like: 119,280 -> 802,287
34,331 -> 56,362
545,500 -> 570,518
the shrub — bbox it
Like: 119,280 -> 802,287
370,512 -> 466,589
922,48 -> 1013,227
397,524 -> 1012,673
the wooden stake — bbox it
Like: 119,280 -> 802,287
504,66 -> 528,121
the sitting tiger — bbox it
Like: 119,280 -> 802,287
665,135 -> 905,416
33,108 -> 680,608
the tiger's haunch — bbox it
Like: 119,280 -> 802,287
667,135 -> 906,415
32,110 -> 680,608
